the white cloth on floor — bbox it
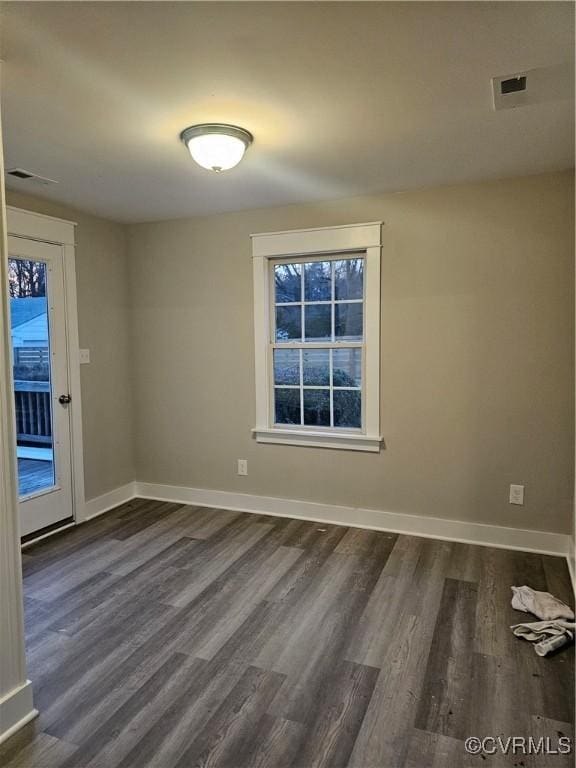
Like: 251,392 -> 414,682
511,585 -> 575,621
511,620 -> 575,657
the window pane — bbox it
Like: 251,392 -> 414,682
304,261 -> 331,301
304,304 -> 331,342
333,390 -> 361,428
333,348 -> 362,388
335,258 -> 364,300
303,390 -> 330,426
335,302 -> 363,341
303,349 -> 329,386
274,349 -> 300,385
275,263 -> 301,303
276,305 -> 302,342
275,388 -> 301,424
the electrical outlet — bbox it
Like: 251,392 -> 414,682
509,484 -> 524,505
79,349 -> 90,364
237,459 -> 248,476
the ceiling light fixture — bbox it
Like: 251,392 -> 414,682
180,123 -> 253,173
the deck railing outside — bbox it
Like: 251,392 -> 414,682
13,346 -> 52,446
14,381 -> 52,444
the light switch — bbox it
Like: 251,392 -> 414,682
79,349 -> 91,364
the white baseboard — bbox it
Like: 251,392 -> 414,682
83,481 -> 137,521
0,680 -> 37,745
135,481 -> 571,558
20,482 -> 137,549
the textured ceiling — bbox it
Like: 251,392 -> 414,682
1,1 -> 574,222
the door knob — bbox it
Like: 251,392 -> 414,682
58,394 -> 72,405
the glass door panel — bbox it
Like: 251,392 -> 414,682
8,234 -> 73,538
9,257 -> 56,498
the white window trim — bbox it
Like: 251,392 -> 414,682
252,222 -> 382,452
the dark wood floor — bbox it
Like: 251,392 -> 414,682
2,499 -> 574,768
17,459 -> 54,497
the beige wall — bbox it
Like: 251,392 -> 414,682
5,172 -> 573,534
128,171 -> 574,534
6,190 -> 134,500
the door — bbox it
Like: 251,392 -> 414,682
8,235 -> 74,537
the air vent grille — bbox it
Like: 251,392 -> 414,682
492,63 -> 572,111
500,76 -> 527,95
7,168 -> 34,179
5,168 -> 58,185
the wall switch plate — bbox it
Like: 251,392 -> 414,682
237,459 -> 248,476
79,349 -> 90,364
509,484 -> 524,505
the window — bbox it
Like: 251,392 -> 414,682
252,223 -> 382,451
273,256 -> 364,429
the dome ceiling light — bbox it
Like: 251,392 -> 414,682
180,123 -> 253,173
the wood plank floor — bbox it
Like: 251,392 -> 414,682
3,499 -> 574,768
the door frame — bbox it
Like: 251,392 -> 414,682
7,205 -> 86,529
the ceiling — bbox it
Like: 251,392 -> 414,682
1,2 -> 574,223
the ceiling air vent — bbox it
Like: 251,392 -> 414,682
7,168 -> 34,179
492,63 -> 572,111
5,168 -> 58,185
500,76 -> 527,95
492,71 -> 529,110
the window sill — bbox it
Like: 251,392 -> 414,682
252,427 -> 382,452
